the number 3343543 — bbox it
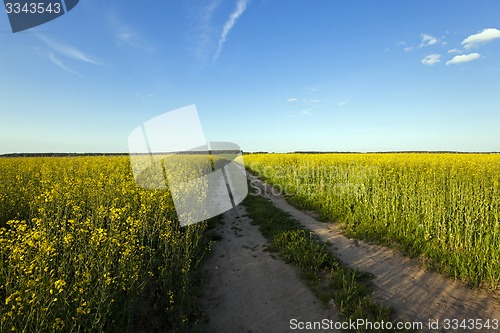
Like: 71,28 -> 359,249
5,2 -> 62,14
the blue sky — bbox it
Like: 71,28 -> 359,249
1,0 -> 500,153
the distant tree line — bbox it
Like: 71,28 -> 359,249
1,151 -> 498,158
0,153 -> 129,158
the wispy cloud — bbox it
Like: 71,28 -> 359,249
420,33 -> 439,47
135,92 -> 155,100
421,54 -> 441,65
213,0 -> 248,63
191,0 -> 222,62
117,32 -> 151,51
109,14 -> 155,53
462,28 -> 500,49
287,98 -> 321,105
300,107 -> 314,116
396,40 -> 413,52
337,99 -> 349,107
294,106 -> 318,116
36,33 -> 100,65
304,87 -> 319,93
49,53 -> 82,77
286,95 -> 321,117
447,48 -> 461,54
446,53 -> 480,65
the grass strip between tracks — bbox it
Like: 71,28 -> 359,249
243,188 -> 413,333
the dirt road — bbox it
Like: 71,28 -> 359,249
197,203 -> 339,333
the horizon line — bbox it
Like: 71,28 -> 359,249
1,150 -> 500,157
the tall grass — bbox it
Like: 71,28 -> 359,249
245,153 -> 500,289
0,157 -> 210,332
243,191 -> 403,333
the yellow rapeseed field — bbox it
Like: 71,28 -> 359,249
0,156 -> 209,332
245,153 -> 500,289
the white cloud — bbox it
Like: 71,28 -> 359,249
447,48 -> 461,54
286,105 -> 319,117
117,32 -> 152,51
49,53 -> 81,76
421,54 -> 441,65
36,33 -> 100,65
337,99 -> 349,107
191,0 -> 222,62
462,28 -> 500,49
299,105 -> 319,115
213,0 -> 248,63
287,98 -> 298,102
404,46 -> 414,52
445,53 -> 480,65
135,92 -> 155,100
420,33 -> 439,47
109,14 -> 155,53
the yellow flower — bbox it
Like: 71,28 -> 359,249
54,280 -> 66,293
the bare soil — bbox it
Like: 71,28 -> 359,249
197,203 -> 339,333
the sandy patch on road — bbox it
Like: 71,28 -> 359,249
197,204 -> 339,333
